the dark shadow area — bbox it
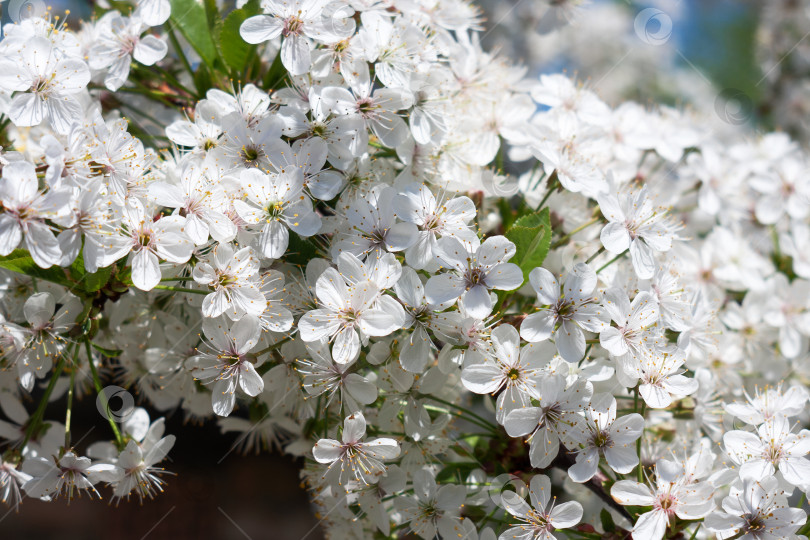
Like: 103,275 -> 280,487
2,396 -> 323,540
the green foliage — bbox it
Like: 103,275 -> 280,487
169,0 -> 219,69
263,51 -> 287,90
0,250 -> 113,297
215,0 -> 261,75
505,207 -> 552,281
285,234 -> 321,267
70,252 -> 113,293
0,250 -> 74,289
600,509 -> 616,533
90,342 -> 123,357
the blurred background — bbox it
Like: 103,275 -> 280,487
1,0 -> 806,538
2,397 -> 322,539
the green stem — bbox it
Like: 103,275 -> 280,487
551,216 -> 601,249
64,361 -> 75,450
104,84 -> 178,104
252,336 -> 293,358
771,225 -> 781,259
536,171 -> 558,210
422,395 -> 499,433
597,252 -> 625,273
21,349 -> 69,449
688,523 -> 701,540
637,397 -> 647,483
167,27 -> 197,92
478,504 -> 501,530
117,101 -> 174,134
637,149 -> 651,171
154,64 -> 197,99
153,285 -> 208,295
585,246 -> 605,265
85,340 -> 125,449
160,276 -> 197,282
422,404 -> 497,434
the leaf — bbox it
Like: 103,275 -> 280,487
0,249 -> 113,296
169,0 -> 219,68
69,249 -> 113,293
0,250 -> 74,289
263,50 -> 287,91
600,509 -> 616,533
505,207 -> 552,281
193,62 -> 213,97
91,342 -> 123,357
202,0 -> 219,30
285,234 -> 320,267
215,0 -> 260,74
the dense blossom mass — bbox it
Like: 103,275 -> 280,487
0,0 -> 809,539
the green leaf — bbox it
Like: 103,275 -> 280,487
263,50 -> 287,91
69,250 -> 113,293
505,207 -> 552,281
285,234 -> 320,267
169,0 -> 219,68
215,0 -> 260,74
202,0 -> 219,30
193,62 -> 213,96
0,250 -> 73,289
600,509 -> 616,533
91,342 -> 123,357
0,249 -> 114,296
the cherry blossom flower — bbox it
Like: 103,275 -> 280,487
393,468 -> 466,539
394,267 -> 461,373
0,37 -> 90,133
503,374 -> 592,468
192,244 -> 266,320
629,346 -> 699,409
0,460 -> 30,510
704,476 -> 807,540
312,411 -> 399,486
597,184 -> 681,279
520,263 -> 609,362
611,460 -> 715,540
500,474 -> 583,540
568,394 -> 644,482
331,185 -> 418,260
426,236 -> 523,319
0,161 -> 72,268
320,67 -> 414,148
15,292 -> 81,391
723,416 -> 810,488
297,340 -> 377,412
298,268 -> 403,364
393,183 -> 479,269
22,452 -> 121,501
103,198 -> 194,291
240,0 -> 355,76
165,100 -> 224,154
461,324 -> 549,423
599,288 -> 659,358
233,168 -> 322,259
88,13 -> 168,91
724,384 -> 809,426
186,316 -> 265,416
147,159 -> 237,245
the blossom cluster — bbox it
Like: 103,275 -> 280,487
0,1 -> 809,539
